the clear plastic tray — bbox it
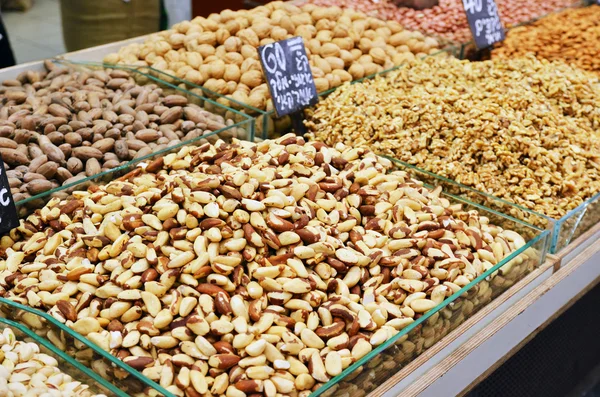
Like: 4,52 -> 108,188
9,60 -> 254,217
9,127 -> 273,396
0,299 -> 171,397
389,158 -> 599,254
58,60 -> 255,140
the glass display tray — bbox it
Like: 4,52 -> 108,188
389,158 -> 600,254
9,60 -> 254,217
0,299 -> 169,397
284,0 -> 584,61
256,46 -> 458,139
5,144 -> 549,396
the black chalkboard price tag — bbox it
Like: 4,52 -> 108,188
259,36 -> 318,134
462,0 -> 505,50
0,156 -> 18,235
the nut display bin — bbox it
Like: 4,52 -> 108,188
389,158 -> 599,254
8,152 -> 549,396
3,60 -> 254,217
0,299 -> 170,397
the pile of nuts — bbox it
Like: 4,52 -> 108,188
103,1 -> 441,112
0,326 -> 105,396
299,0 -> 581,44
0,134 -> 533,396
0,61 -> 237,203
306,56 -> 600,220
492,5 -> 600,76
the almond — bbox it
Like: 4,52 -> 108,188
26,179 -> 53,195
48,103 -> 72,119
38,136 -> 65,163
5,90 -> 27,103
35,161 -> 58,179
114,140 -> 130,160
183,107 -> 208,124
85,158 -> 102,177
0,137 -> 18,149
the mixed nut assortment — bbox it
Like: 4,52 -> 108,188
298,0 -> 580,44
0,326 -> 105,397
0,61 -> 239,203
0,135 -> 535,396
103,1 -> 441,112
492,5 -> 600,76
307,56 -> 600,221
3,0 -> 600,395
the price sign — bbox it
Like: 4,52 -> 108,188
0,156 -> 18,235
259,37 -> 318,119
462,0 -> 505,49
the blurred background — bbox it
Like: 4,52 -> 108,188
0,0 -> 268,65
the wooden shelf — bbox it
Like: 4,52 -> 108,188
373,221 -> 600,397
